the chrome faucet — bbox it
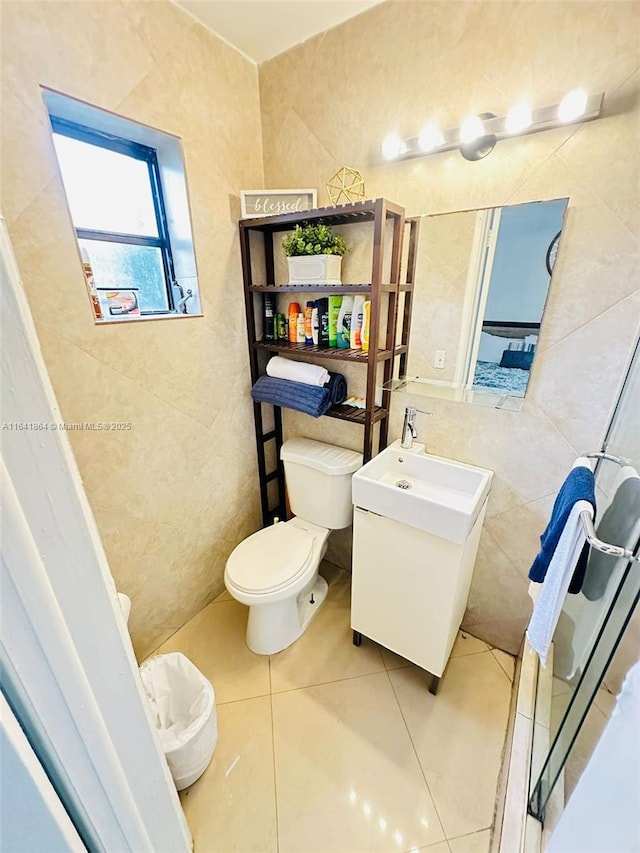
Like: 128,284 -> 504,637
401,407 -> 418,449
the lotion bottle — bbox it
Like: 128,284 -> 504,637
362,301 -> 371,352
350,296 -> 365,349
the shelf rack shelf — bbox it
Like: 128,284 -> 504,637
239,199 -> 420,525
253,339 -> 395,363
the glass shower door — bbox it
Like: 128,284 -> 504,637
529,337 -> 640,820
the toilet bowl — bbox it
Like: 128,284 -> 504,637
224,438 -> 362,655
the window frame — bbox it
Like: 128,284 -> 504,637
50,116 -> 178,315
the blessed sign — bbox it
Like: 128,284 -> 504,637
240,189 -> 317,219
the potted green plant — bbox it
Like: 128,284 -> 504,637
282,221 -> 348,285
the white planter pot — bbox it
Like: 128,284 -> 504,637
287,254 -> 342,285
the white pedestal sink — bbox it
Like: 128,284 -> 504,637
350,441 -> 493,692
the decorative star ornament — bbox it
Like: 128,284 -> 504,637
327,166 -> 365,205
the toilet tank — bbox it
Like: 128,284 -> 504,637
280,438 -> 362,530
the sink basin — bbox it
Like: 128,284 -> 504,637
352,442 -> 493,543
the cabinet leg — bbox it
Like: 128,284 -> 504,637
352,630 -> 362,647
428,674 -> 440,696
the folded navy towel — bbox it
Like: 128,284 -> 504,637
325,372 -> 347,405
529,465 -> 596,592
251,375 -> 331,418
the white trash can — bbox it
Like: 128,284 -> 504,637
140,652 -> 217,791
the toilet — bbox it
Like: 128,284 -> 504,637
224,437 -> 362,655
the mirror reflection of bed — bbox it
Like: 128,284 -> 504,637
403,197 -> 569,407
474,322 -> 540,398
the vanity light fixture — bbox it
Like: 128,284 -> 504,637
381,132 -> 407,160
557,88 -> 589,122
380,89 -> 603,163
418,122 -> 445,152
505,102 -> 533,134
459,114 -> 486,143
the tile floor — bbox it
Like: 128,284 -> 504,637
154,563 -> 514,853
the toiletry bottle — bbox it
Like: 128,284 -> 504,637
316,297 -> 329,346
264,292 -> 276,341
276,313 -> 286,341
337,295 -> 354,349
288,302 -> 301,343
362,301 -> 371,352
304,301 -> 315,344
328,295 -> 343,347
296,313 -> 305,343
350,295 -> 365,349
312,305 -> 319,345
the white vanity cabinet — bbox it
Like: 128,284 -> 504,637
349,443 -> 492,691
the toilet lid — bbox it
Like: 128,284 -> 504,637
226,523 -> 314,593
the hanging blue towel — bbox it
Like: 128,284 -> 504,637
325,372 -> 347,405
529,465 -> 596,592
251,375 -> 332,418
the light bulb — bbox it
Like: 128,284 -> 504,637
505,102 -> 532,134
558,89 -> 588,122
418,123 -> 445,152
460,115 -> 485,144
381,132 -> 406,160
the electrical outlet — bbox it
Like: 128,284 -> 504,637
434,350 -> 446,369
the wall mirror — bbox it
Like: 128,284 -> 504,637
395,198 -> 569,409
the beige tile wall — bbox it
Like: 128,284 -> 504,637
1,0 -> 264,658
259,0 -> 640,652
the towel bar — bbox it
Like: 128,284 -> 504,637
585,450 -> 631,466
580,510 -> 640,563
579,450 -> 640,563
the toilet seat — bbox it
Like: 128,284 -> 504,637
226,523 -> 314,595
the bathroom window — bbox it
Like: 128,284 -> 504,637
45,89 -> 201,323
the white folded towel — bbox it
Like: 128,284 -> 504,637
572,455 -> 593,471
526,500 -> 592,667
266,356 -> 329,387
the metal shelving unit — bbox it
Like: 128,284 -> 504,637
239,198 -> 419,526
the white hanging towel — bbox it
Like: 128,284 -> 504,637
266,355 -> 329,387
526,500 -> 593,667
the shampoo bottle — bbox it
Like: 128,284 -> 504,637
304,301 -> 315,344
328,295 -> 342,347
312,305 -> 319,345
288,302 -> 301,343
296,313 -> 305,343
337,295 -> 354,349
350,296 -> 365,349
316,297 -> 330,346
264,292 -> 276,341
362,301 -> 371,352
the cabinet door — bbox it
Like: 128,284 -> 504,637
351,507 -> 461,676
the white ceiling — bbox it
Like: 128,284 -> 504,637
173,0 -> 385,63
